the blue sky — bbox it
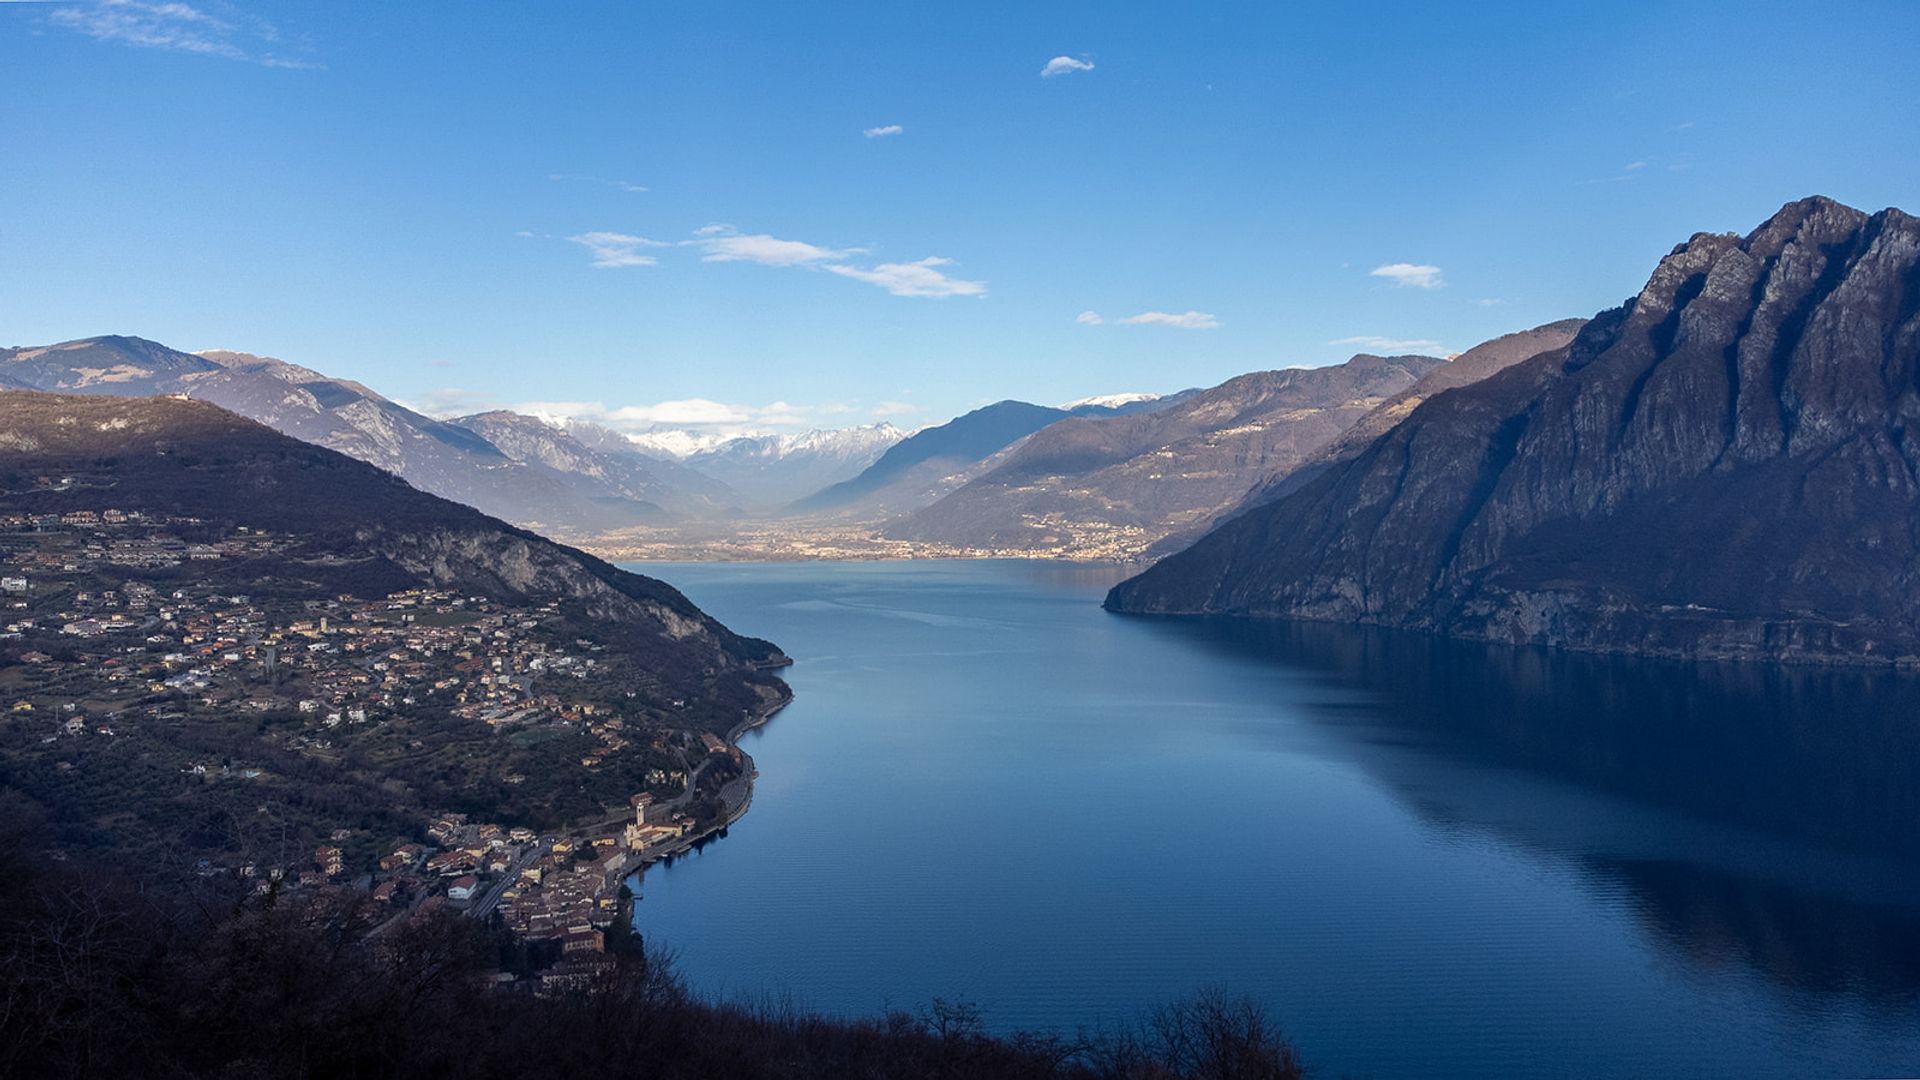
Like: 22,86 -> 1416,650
4,1 -> 1918,434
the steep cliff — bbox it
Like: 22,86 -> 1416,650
1109,197 -> 1920,666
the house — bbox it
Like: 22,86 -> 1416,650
426,849 -> 475,875
447,875 -> 479,902
314,845 -> 343,876
562,927 -> 605,955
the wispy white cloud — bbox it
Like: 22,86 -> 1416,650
549,173 -> 648,193
48,0 -> 321,68
1119,310 -> 1219,330
565,224 -> 985,300
1041,55 -> 1095,77
512,396 -> 891,438
1329,335 -> 1449,354
568,231 -> 667,268
1581,158 -> 1673,185
823,257 -> 986,298
1076,310 -> 1104,326
406,387 -> 497,416
871,400 -> 920,417
862,124 -> 904,139
690,225 -> 862,266
1475,298 -> 1504,307
1370,263 -> 1444,289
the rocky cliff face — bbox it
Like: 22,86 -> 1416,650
890,354 -> 1444,557
1109,197 -> 1920,666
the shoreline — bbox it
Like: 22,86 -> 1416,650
623,677 -> 792,878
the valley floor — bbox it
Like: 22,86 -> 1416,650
576,521 -> 1159,564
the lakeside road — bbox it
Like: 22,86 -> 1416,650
620,687 -> 790,892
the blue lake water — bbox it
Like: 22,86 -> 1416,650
625,560 -> 1920,1079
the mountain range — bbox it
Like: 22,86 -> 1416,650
664,423 -> 905,510
791,394 -> 1193,521
1109,196 -> 1920,666
0,336 -> 914,529
887,353 -> 1451,557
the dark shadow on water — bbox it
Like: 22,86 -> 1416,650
1139,615 -> 1920,1003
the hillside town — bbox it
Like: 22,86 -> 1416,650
0,504 -> 770,979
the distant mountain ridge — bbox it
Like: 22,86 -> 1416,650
1109,197 -> 1920,666
889,353 -> 1445,557
1174,319 -> 1588,548
450,409 -> 740,518
791,394 -> 1201,520
0,337 -> 699,532
792,400 -> 1080,518
673,423 -> 905,510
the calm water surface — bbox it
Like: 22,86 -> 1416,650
625,560 -> 1920,1079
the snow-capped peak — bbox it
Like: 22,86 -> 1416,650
1059,391 -> 1161,410
615,422 -> 905,461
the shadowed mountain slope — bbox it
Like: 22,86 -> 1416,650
1110,197 -> 1920,666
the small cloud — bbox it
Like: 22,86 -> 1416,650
862,124 -> 904,139
48,0 -> 322,68
1041,55 -> 1094,78
568,231 -> 667,268
1329,335 -> 1449,354
1475,298 -> 1504,307
549,173 -> 648,193
1119,310 -> 1219,330
1673,120 -> 1696,131
1623,160 -> 1648,171
824,257 -> 986,298
691,225 -> 861,266
1370,263 -> 1444,289
407,388 -> 497,417
426,358 -> 454,368
610,398 -> 751,425
1076,310 -> 1104,326
516,397 -> 860,436
871,400 -> 920,417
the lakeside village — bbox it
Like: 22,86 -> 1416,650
0,505 -> 762,988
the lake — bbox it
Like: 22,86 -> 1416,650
624,560 -> 1920,1079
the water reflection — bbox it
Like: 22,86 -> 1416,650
1160,617 -> 1920,1002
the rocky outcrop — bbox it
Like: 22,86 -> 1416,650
1108,197 -> 1920,666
